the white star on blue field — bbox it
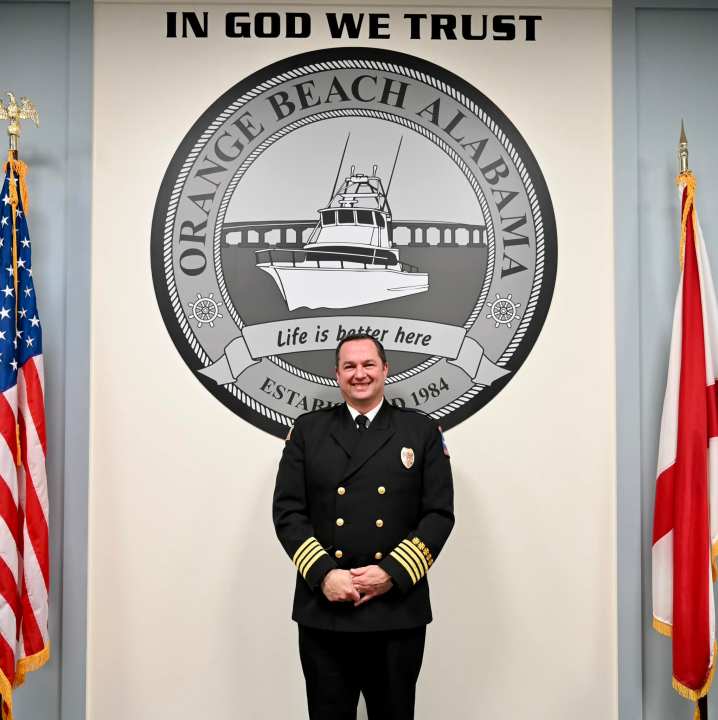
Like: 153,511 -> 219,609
0,172 -> 42,391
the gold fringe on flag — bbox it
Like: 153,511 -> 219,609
0,667 -> 14,720
653,617 -> 673,637
14,644 -> 50,688
670,640 -> 717,720
677,171 -> 697,271
0,645 -> 53,719
4,155 -> 28,213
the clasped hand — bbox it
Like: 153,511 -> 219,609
321,566 -> 392,607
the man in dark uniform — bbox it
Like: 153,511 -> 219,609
272,334 -> 454,720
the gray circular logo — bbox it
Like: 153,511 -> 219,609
152,48 -> 557,438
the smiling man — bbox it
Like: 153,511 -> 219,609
272,334 -> 455,720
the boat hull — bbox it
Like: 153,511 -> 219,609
258,264 -> 429,310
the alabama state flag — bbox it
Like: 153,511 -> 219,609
653,171 -> 718,713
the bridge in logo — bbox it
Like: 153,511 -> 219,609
221,220 -> 487,247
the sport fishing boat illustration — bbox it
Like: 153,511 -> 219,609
255,138 -> 429,311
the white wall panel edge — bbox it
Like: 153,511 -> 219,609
613,1 -> 643,718
60,1 -> 92,719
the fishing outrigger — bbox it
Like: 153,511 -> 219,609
255,136 -> 429,311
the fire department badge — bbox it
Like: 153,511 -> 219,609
401,447 -> 415,470
151,48 -> 557,438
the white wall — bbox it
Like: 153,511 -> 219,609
89,2 -> 615,718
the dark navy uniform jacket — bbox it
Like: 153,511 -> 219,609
272,400 -> 455,632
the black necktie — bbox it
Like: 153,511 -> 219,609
356,415 -> 368,433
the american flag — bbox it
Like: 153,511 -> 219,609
0,158 -> 49,720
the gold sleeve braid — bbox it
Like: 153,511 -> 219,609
292,537 -> 328,579
389,537 -> 433,586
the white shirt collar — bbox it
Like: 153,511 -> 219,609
346,398 -> 384,425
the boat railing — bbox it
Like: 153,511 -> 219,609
255,247 -> 420,273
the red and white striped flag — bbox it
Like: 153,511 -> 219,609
653,171 -> 718,714
0,155 -> 49,720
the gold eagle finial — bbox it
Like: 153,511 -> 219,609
0,92 -> 40,152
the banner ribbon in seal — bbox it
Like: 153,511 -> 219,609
199,316 -> 510,387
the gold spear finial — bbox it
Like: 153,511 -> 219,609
0,92 -> 40,155
679,119 -> 689,174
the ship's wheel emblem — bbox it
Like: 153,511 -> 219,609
486,294 -> 521,329
188,293 -> 223,328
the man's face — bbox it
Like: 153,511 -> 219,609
336,339 -> 388,410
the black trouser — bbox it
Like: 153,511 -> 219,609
298,625 -> 426,720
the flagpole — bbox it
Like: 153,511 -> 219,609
2,97 -> 36,490
8,122 -> 17,160
2,97 -> 26,467
679,120 -> 689,175
0,92 -> 49,719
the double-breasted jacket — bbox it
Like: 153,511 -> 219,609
272,400 -> 455,632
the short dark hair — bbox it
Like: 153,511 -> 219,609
335,334 -> 387,368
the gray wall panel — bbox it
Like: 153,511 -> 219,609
60,1 -> 91,719
637,10 -> 718,718
616,2 -> 718,718
0,4 -> 69,718
0,2 -> 91,719
614,0 -> 643,715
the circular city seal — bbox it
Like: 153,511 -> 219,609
151,48 -> 557,438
